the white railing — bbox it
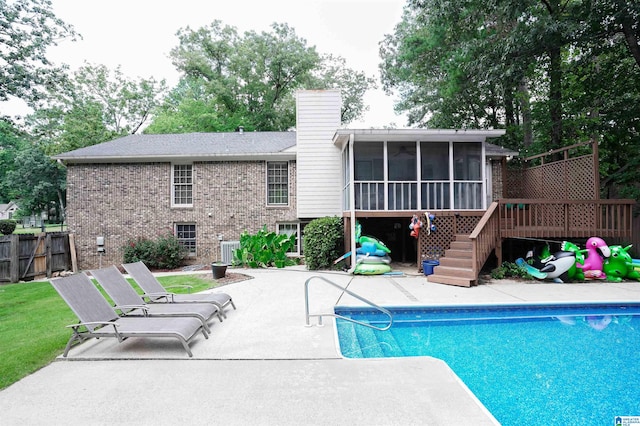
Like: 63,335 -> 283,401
304,275 -> 393,331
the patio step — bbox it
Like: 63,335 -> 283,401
427,273 -> 474,287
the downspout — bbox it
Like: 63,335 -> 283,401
348,133 -> 357,274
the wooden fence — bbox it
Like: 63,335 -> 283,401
0,232 -> 74,283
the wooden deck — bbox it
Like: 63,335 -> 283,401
427,199 -> 635,287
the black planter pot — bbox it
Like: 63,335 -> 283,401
211,262 -> 228,279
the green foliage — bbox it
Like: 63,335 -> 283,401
0,0 -> 77,105
0,119 -> 28,202
30,63 -> 168,155
232,225 -> 298,268
4,145 -> 65,216
490,261 -> 532,280
0,220 -> 17,235
147,20 -> 372,133
123,233 -> 186,269
380,0 -> 640,202
302,216 -> 344,270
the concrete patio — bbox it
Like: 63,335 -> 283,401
1,266 -> 639,425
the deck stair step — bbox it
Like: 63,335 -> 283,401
354,322 -> 385,358
438,257 -> 473,269
427,234 -> 476,287
450,240 -> 473,250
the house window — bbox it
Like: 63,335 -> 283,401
388,142 -> 417,210
453,142 -> 483,209
421,142 -> 450,209
277,222 -> 300,255
172,164 -> 193,207
175,223 -> 196,256
354,142 -> 384,210
267,162 -> 289,206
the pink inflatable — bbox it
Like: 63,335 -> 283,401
576,237 -> 610,280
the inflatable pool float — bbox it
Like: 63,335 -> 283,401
358,235 -> 391,254
354,263 -> 392,275
356,242 -> 388,257
356,254 -> 392,264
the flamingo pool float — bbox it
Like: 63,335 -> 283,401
576,237 -> 611,279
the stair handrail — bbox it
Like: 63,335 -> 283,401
468,201 -> 501,279
304,275 -> 393,331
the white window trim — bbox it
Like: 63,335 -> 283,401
174,223 -> 197,257
277,222 -> 300,255
266,161 -> 290,207
171,163 -> 194,208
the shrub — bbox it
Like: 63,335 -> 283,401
0,220 -> 17,235
303,216 -> 344,270
123,233 -> 186,269
233,225 -> 298,268
491,261 -> 532,280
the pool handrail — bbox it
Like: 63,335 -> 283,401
304,275 -> 393,331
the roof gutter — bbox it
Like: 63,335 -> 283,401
52,152 -> 296,164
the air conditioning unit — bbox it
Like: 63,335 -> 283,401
220,241 -> 241,264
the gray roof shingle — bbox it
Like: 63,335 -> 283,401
52,129 -> 517,163
53,132 -> 297,163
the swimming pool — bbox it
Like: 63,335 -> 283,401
335,302 -> 640,426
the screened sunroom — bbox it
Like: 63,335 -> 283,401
335,129 -> 508,213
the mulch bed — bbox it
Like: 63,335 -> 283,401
148,264 -> 253,287
203,271 -> 253,286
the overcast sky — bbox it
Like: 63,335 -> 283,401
23,0 -> 410,128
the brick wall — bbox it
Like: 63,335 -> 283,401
66,160 -> 298,269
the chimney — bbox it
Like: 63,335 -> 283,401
295,89 -> 342,218
237,126 -> 244,134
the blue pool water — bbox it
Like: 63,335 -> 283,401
335,303 -> 640,426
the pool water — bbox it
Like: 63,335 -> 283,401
335,303 -> 640,426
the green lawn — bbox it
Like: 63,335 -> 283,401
0,274 -> 216,390
12,224 -> 67,234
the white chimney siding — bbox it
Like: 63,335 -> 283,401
295,90 -> 343,218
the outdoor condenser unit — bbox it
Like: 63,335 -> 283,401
220,241 -> 241,264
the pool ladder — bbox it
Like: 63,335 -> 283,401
304,275 -> 393,331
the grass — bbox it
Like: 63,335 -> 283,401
11,224 -> 67,234
0,274 -> 216,390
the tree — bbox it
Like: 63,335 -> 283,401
27,63 -> 167,155
147,20 -> 375,133
311,54 -> 377,124
0,0 -> 77,105
0,118 -> 28,202
380,0 -> 639,146
4,144 -> 66,221
379,0 -> 640,201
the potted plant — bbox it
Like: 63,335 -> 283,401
211,261 -> 228,279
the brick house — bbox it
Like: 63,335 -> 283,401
54,90 -> 520,275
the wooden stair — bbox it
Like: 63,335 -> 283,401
427,235 -> 476,287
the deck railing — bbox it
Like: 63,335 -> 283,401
469,202 -> 500,277
498,199 -> 634,239
469,199 -> 634,279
